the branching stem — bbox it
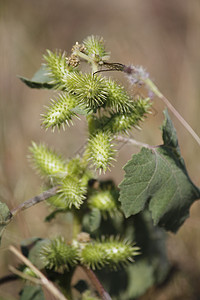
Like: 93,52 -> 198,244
11,186 -> 59,217
116,135 -> 153,149
73,50 -> 99,73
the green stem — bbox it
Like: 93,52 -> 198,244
73,50 -> 99,73
73,213 -> 82,238
145,78 -> 200,146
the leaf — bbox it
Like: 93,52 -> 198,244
70,105 -> 92,116
96,212 -> 170,299
20,285 -> 45,300
45,209 -> 66,222
28,239 -> 50,270
82,208 -> 101,232
132,211 -> 170,285
122,260 -> 155,299
0,202 -> 12,245
119,110 -> 200,232
19,65 -> 55,89
88,208 -> 101,232
20,237 -> 50,270
21,237 -> 42,257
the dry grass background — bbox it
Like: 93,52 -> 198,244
0,0 -> 200,299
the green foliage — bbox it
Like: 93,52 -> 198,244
3,35 -> 199,300
96,211 -> 169,299
20,286 -> 44,300
0,201 -> 12,245
121,260 -> 155,299
119,110 -> 200,232
27,239 -> 50,270
19,64 -> 55,89
82,208 -> 102,232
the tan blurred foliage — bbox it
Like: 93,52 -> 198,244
0,0 -> 200,299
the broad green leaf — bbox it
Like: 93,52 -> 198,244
20,286 -> 44,300
119,110 -> 200,232
0,202 -> 12,245
19,65 -> 55,89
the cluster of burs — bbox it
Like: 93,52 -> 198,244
29,36 -> 151,272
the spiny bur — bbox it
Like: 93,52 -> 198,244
29,142 -> 67,181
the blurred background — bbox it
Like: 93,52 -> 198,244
0,0 -> 200,299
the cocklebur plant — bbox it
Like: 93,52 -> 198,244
1,35 -> 200,300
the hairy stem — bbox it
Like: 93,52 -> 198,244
11,186 -> 59,217
116,135 -> 153,149
102,62 -> 200,146
81,266 -> 112,300
145,78 -> 200,146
